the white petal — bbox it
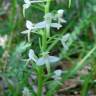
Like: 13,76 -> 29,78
58,9 -> 64,14
22,87 -> 31,96
23,3 -> 30,9
61,33 -> 70,51
21,30 -> 30,34
24,0 -> 30,4
36,55 -> 60,66
26,20 -> 33,30
54,70 -> 62,77
35,21 -> 46,29
30,1 -> 45,3
51,23 -> 62,29
57,9 -> 64,17
28,49 -> 37,62
61,33 -> 70,42
59,18 -> 67,23
48,56 -> 60,63
36,57 -> 46,66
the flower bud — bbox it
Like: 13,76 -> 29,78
57,9 -> 64,17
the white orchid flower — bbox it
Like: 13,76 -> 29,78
23,0 -> 45,16
54,69 -> 62,77
22,20 -> 62,35
28,49 -> 38,62
21,20 -> 35,42
35,21 -> 62,30
28,49 -> 60,66
61,33 -> 71,51
57,9 -> 64,17
21,20 -> 34,34
22,87 -> 31,96
44,13 -> 62,30
26,20 -> 34,30
52,69 -> 63,80
56,9 -> 66,29
0,35 -> 7,48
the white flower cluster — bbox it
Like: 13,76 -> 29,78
22,9 -> 66,36
22,0 -> 68,67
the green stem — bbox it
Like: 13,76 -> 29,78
81,74 -> 91,96
45,0 -> 51,37
37,69 -> 43,96
69,0 -> 72,8
45,0 -> 51,14
45,0 -> 51,73
37,0 -> 51,95
42,30 -> 47,51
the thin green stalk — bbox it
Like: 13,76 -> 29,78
37,68 -> 43,96
81,74 -> 92,96
44,0 -> 51,73
37,0 -> 51,95
64,45 -> 96,80
45,0 -> 51,14
45,0 -> 51,37
42,30 -> 47,51
69,0 -> 72,8
7,0 -> 17,50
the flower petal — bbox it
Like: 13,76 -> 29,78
48,56 -> 60,63
26,20 -> 33,30
61,33 -> 70,42
21,30 -> 30,34
36,57 -> 46,66
54,69 -> 62,77
24,0 -> 30,4
51,23 -> 62,29
28,49 -> 37,62
35,21 -> 46,29
30,0 -> 45,3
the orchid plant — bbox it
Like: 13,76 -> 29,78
21,0 -> 69,95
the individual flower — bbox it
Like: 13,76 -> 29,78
57,9 -> 64,17
21,20 -> 35,34
34,13 -> 62,30
26,20 -> 34,30
56,9 -> 66,29
52,69 -> 63,80
21,19 -> 62,35
23,0 -> 45,16
35,21 -> 62,30
0,35 -> 7,48
60,33 -> 71,51
36,54 -> 60,66
21,20 -> 35,41
28,49 -> 60,66
28,49 -> 38,62
54,69 -> 62,77
22,87 -> 31,96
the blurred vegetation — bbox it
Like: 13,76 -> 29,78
0,0 -> 96,96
